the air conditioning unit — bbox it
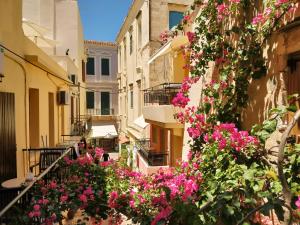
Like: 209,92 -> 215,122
57,90 -> 70,105
69,74 -> 78,85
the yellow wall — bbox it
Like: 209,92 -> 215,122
0,0 -> 76,178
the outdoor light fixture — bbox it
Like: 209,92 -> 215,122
0,74 -> 4,83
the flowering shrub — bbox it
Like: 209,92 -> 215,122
105,159 -> 203,225
23,148 -> 110,225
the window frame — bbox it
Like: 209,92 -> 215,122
101,57 -> 111,76
130,90 -> 134,109
86,91 -> 95,109
86,57 -> 95,75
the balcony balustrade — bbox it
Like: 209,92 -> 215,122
87,108 -> 115,116
136,139 -> 169,167
144,82 -> 181,106
143,83 -> 183,126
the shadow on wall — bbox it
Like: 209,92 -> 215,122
242,11 -> 300,131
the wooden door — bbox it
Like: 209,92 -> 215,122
48,93 -> 55,147
29,88 -> 39,148
287,59 -> 300,138
0,92 -> 17,183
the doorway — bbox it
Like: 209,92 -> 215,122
29,88 -> 39,148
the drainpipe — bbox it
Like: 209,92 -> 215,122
4,54 -> 28,175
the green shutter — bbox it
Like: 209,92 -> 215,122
101,92 -> 110,115
101,58 -> 110,76
86,57 -> 95,75
86,92 -> 94,109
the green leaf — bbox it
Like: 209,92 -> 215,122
287,104 -> 297,112
262,119 -> 277,132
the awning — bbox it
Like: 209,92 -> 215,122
91,125 -> 118,138
148,35 -> 189,64
134,115 -> 149,129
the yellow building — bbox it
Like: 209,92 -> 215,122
0,0 -> 86,182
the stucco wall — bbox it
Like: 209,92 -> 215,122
0,0 -> 85,178
85,42 -> 119,116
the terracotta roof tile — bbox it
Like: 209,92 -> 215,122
84,40 -> 116,47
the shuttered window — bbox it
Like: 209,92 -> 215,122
86,91 -> 94,109
101,58 -> 110,76
101,92 -> 110,115
86,57 -> 95,75
169,11 -> 184,30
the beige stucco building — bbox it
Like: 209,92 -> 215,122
0,0 -> 85,183
117,0 -> 192,173
84,40 -> 119,151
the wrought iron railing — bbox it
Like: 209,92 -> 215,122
144,83 -> 181,106
0,147 -> 75,224
136,139 -> 169,166
71,115 -> 91,136
87,108 -> 115,116
22,147 -> 76,177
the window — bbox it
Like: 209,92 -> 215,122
169,11 -> 184,30
118,46 -> 121,72
101,58 -> 110,76
130,90 -> 133,109
130,34 -> 133,55
137,13 -> 142,48
82,60 -> 86,82
86,91 -> 94,109
86,57 -> 95,75
137,81 -> 141,115
101,92 -> 110,115
123,39 -> 127,66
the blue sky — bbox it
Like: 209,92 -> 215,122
78,0 -> 133,42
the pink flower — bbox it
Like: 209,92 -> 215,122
275,0 -> 289,7
186,31 -> 196,43
49,180 -> 57,189
28,211 -> 34,218
296,196 -> 300,209
83,186 -> 94,195
187,127 -> 201,139
183,15 -> 191,23
151,206 -> 172,225
172,92 -> 190,108
252,13 -> 265,25
95,147 -> 104,158
33,204 -> 40,211
60,195 -> 68,202
129,200 -> 135,208
79,194 -> 88,203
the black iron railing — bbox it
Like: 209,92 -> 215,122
144,83 -> 181,106
136,139 -> 169,166
71,115 -> 91,136
0,147 -> 75,224
22,147 -> 76,177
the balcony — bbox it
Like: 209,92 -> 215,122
87,108 -> 119,122
136,139 -> 169,167
143,83 -> 183,127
